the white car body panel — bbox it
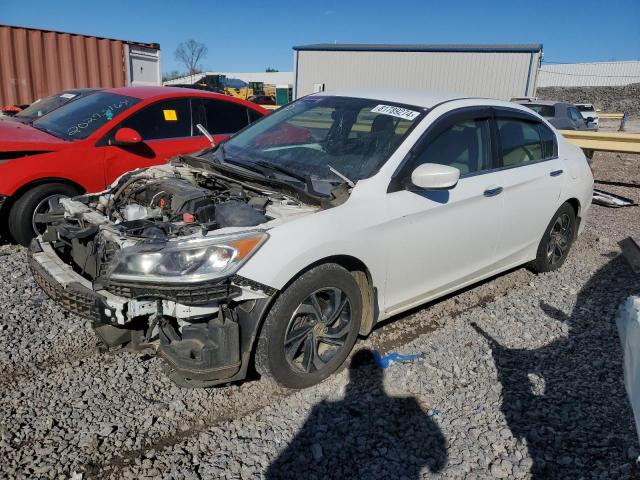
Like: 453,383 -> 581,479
237,93 -> 594,324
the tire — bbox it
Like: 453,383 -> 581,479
255,263 -> 363,389
529,202 -> 576,273
8,183 -> 79,246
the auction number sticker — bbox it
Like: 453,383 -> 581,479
163,109 -> 178,121
60,93 -> 77,99
371,104 -> 420,121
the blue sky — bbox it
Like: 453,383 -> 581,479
2,0 -> 639,74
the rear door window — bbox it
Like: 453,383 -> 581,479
497,118 -> 546,166
538,122 -> 557,159
191,98 -> 252,135
119,99 -> 191,140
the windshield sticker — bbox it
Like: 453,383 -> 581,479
371,104 -> 420,121
163,109 -> 178,121
60,93 -> 77,99
67,98 -> 132,137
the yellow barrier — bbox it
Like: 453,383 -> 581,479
598,112 -> 625,120
559,130 -> 640,154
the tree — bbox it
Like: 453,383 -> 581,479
174,40 -> 208,79
265,67 -> 279,72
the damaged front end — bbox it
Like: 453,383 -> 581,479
29,157 -> 319,387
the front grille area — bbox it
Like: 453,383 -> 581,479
105,280 -> 241,306
29,252 -> 100,320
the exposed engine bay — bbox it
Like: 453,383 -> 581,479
29,156 -> 321,387
41,157 -> 318,281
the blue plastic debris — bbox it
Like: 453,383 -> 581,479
427,409 -> 442,418
372,351 -> 422,369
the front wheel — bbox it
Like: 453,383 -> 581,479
255,264 -> 362,389
8,183 -> 79,246
530,202 -> 576,273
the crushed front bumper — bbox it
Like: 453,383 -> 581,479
29,238 -> 277,386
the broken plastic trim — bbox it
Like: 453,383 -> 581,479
593,189 -> 637,208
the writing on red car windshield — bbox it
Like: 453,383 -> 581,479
33,92 -> 141,141
67,99 -> 132,137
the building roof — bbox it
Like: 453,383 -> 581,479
293,43 -> 543,53
163,71 -> 293,87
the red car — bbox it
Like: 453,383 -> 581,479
0,87 -> 267,245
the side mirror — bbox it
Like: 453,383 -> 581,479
113,127 -> 142,145
410,163 -> 460,190
585,117 -> 594,123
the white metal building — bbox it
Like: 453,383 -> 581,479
292,44 -> 543,100
537,61 -> 640,87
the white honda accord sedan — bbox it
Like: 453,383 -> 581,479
30,90 -> 593,388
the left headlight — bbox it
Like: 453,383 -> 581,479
109,231 -> 268,284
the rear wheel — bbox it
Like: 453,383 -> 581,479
8,183 -> 79,246
255,264 -> 362,389
530,202 -> 576,273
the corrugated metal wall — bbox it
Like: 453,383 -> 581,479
537,61 -> 640,87
0,25 -> 128,106
294,50 -> 541,100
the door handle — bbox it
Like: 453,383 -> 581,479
484,186 -> 503,197
550,169 -> 564,177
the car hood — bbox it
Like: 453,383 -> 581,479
0,121 -> 69,152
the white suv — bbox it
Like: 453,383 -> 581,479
30,90 -> 594,388
575,103 -> 599,128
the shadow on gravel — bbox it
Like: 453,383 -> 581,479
266,349 -> 448,479
473,256 -> 640,478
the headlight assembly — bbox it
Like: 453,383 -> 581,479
109,231 -> 268,283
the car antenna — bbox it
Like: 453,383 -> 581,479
328,165 -> 355,188
196,123 -> 216,149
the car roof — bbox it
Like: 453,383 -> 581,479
62,88 -> 101,94
101,86 -> 233,101
313,89 -> 473,109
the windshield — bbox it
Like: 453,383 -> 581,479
219,96 -> 423,189
16,92 -> 85,121
524,104 -> 556,117
576,104 -> 594,112
33,92 -> 140,140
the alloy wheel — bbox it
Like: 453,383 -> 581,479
283,287 -> 352,373
32,194 -> 67,234
546,213 -> 572,266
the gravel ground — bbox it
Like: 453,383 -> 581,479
1,152 -> 639,479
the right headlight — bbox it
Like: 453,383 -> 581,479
109,231 -> 268,284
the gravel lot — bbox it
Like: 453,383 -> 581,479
1,151 -> 639,479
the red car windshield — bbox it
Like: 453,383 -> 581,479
33,92 -> 140,141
